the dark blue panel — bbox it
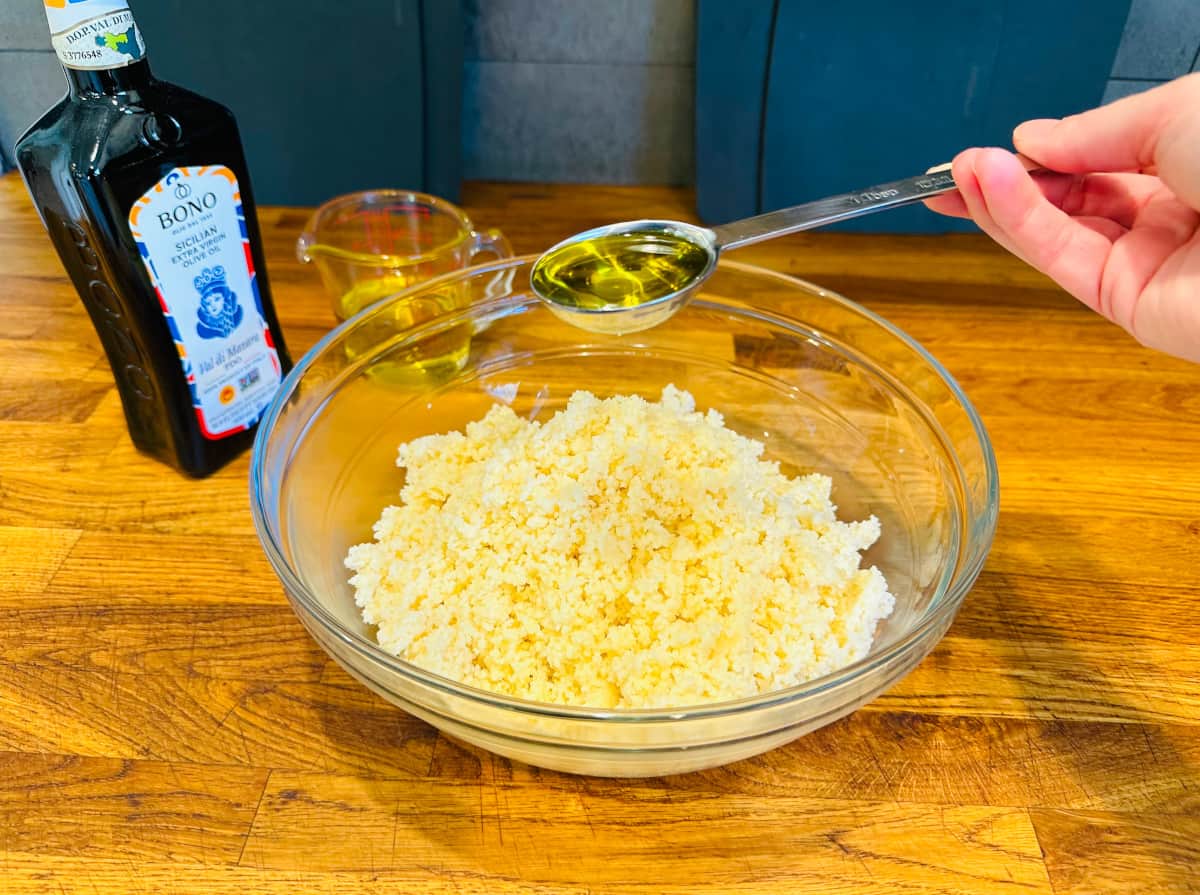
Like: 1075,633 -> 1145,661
421,0 -> 465,202
134,1 -> 462,206
694,0 -> 778,225
743,0 -> 1130,233
763,0 -> 1003,233
983,5 -> 1129,130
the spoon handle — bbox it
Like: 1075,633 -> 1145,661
711,164 -> 960,251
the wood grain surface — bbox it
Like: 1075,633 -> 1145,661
1,171 -> 1198,894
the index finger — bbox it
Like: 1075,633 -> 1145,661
1015,74 -> 1200,209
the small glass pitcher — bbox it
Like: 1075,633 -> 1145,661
297,190 -> 512,322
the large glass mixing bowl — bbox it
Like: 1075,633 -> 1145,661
250,256 -> 998,777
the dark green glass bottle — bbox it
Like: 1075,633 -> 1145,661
17,0 -> 292,477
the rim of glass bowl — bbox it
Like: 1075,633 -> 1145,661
250,256 -> 998,723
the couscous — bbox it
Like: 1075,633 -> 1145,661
346,386 -> 893,709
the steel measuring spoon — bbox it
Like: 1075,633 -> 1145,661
531,162 -> 980,335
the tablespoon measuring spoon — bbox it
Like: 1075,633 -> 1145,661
530,162 -> 988,335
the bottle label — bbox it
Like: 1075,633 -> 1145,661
129,166 -> 283,441
44,0 -> 146,71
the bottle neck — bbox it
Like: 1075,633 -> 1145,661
45,1 -> 150,96
66,58 -> 153,98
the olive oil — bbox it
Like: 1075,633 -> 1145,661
531,231 -> 710,310
337,276 -> 420,320
340,277 -> 471,381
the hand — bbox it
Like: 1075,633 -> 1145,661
925,74 -> 1200,363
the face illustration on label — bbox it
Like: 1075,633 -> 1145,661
193,266 -> 244,340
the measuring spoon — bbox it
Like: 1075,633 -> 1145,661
530,162 -> 1002,334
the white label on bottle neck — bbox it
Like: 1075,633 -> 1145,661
45,1 -> 146,71
129,166 -> 283,441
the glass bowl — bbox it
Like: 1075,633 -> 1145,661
250,256 -> 998,777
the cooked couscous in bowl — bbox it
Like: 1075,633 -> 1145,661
251,256 -> 997,777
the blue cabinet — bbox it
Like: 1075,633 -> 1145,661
696,1 -> 1132,232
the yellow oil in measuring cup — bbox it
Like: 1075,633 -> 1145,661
298,191 -> 511,380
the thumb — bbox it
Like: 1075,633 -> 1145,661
1013,73 -> 1200,211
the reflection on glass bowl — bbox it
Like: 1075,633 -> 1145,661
250,256 -> 997,777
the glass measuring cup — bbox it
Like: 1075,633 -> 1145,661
297,190 -> 512,378
298,190 -> 512,320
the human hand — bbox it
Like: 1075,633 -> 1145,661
925,74 -> 1200,363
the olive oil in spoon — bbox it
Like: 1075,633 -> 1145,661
530,228 -> 711,311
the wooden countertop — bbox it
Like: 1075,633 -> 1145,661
1,170 -> 1198,894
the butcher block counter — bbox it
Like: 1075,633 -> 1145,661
1,170 -> 1198,894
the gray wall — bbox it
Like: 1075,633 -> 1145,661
0,1 -> 66,169
462,0 -> 694,184
1102,0 -> 1200,102
1,0 -> 1196,182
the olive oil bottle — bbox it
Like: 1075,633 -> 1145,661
16,0 -> 291,477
